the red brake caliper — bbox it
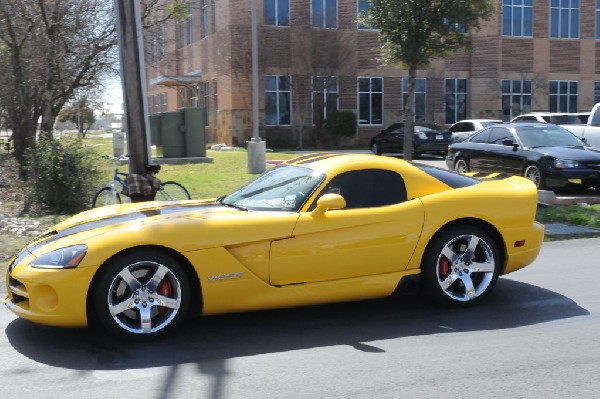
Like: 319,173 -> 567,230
439,256 -> 450,279
157,278 -> 173,316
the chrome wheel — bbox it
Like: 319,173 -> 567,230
454,158 -> 469,173
523,164 -> 543,189
422,226 -> 500,307
435,234 -> 495,302
93,250 -> 190,340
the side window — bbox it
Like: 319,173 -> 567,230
312,169 -> 407,210
471,128 -> 491,143
488,127 -> 513,144
450,122 -> 464,132
465,123 -> 475,131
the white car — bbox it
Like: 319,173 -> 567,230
511,112 -> 585,125
448,119 -> 502,142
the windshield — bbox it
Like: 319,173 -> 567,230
516,126 -> 584,148
220,165 -> 326,211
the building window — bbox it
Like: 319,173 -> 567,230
595,81 -> 600,104
186,7 -> 193,44
149,31 -> 158,63
180,87 -> 188,108
596,0 -> 600,39
265,0 -> 290,26
549,80 -> 578,112
358,77 -> 383,125
445,79 -> 467,124
158,24 -> 166,59
312,76 -> 339,124
402,77 -> 427,122
191,85 -> 199,108
501,80 -> 532,121
357,0 -> 371,29
203,82 -> 210,126
178,22 -> 185,48
550,0 -> 579,38
160,93 -> 167,112
502,0 -> 533,37
201,0 -> 209,38
265,75 -> 291,125
312,0 -> 337,28
213,80 -> 218,112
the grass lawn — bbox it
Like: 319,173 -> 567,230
536,203 -> 600,228
86,131 -> 298,200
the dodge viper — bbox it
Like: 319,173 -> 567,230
5,153 -> 544,340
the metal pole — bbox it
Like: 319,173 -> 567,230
247,0 -> 266,174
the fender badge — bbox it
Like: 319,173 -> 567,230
207,272 -> 244,282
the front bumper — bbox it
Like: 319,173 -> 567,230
5,259 -> 95,327
544,167 -> 600,188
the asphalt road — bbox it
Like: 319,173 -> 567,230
1,238 -> 599,399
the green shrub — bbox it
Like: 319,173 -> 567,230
325,111 -> 357,138
24,136 -> 102,213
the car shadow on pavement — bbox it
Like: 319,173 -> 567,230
5,278 -> 588,371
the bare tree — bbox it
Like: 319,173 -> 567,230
0,0 -> 117,164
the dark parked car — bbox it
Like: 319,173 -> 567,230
446,122 -> 600,190
370,122 -> 452,157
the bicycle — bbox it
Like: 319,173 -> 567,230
92,156 -> 191,207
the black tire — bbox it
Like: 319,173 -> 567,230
371,143 -> 382,155
154,181 -> 191,201
523,164 -> 546,189
91,249 -> 191,340
421,225 -> 500,308
454,157 -> 470,173
92,187 -> 122,208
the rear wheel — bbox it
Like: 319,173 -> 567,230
154,181 -> 191,201
92,187 -> 121,208
422,226 -> 500,308
454,158 -> 470,173
523,164 -> 545,189
371,143 -> 382,155
92,250 -> 191,340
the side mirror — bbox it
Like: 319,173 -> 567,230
502,139 -> 519,151
312,193 -> 346,217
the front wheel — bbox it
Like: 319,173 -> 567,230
523,164 -> 545,189
91,250 -> 191,340
421,226 -> 500,308
154,181 -> 191,201
92,186 -> 122,208
454,157 -> 470,173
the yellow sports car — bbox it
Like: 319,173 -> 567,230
5,153 -> 544,340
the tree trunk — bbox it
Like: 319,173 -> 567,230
403,65 -> 417,161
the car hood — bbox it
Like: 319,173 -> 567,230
532,146 -> 600,160
22,200 -> 300,259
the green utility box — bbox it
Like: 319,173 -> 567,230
149,107 -> 206,158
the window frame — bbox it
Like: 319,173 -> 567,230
549,80 -> 579,113
501,79 -> 532,121
502,0 -> 533,37
357,77 -> 384,126
312,0 -> 338,29
445,78 -> 467,124
264,0 -> 290,27
312,76 -> 339,125
265,75 -> 292,126
402,77 -> 427,122
550,0 -> 580,39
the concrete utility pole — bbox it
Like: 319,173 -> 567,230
247,0 -> 266,174
113,0 -> 153,174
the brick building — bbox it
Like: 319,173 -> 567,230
145,0 -> 600,148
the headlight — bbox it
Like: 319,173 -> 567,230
554,159 -> 581,169
31,245 -> 87,269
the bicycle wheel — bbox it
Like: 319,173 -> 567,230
92,187 -> 122,207
154,181 -> 191,201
